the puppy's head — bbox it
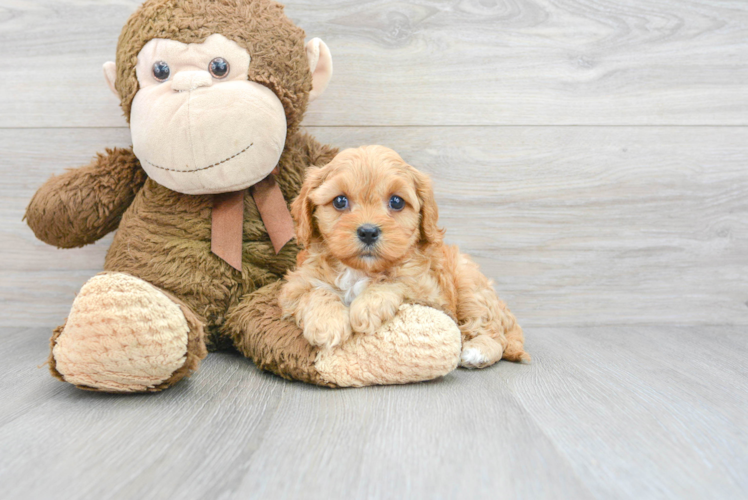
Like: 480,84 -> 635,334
292,145 -> 443,272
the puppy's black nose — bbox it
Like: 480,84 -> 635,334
357,224 -> 381,245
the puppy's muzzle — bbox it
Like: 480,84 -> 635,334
357,224 -> 381,246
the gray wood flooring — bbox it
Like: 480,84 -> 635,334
1,0 -> 747,498
1,326 -> 746,500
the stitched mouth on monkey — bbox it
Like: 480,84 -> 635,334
131,80 -> 287,195
140,141 -> 255,175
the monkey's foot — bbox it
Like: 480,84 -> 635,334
314,304 -> 462,387
50,273 -> 206,392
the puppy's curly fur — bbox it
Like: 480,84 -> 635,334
280,145 -> 529,368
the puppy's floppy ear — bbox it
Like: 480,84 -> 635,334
412,168 -> 445,246
291,166 -> 327,248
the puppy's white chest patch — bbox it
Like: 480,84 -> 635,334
335,267 -> 370,306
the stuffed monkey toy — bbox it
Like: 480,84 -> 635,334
25,0 -> 463,392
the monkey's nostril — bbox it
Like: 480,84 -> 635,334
357,224 -> 381,245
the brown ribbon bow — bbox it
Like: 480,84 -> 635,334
211,169 -> 295,271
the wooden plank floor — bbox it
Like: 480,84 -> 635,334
1,0 -> 747,498
1,326 -> 746,500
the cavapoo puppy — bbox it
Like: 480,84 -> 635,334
279,145 -> 529,368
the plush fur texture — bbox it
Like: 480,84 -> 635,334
103,133 -> 337,351
223,280 -> 334,386
28,0 -> 464,392
280,146 -> 530,367
51,273 -> 206,392
314,304 -> 462,387
25,148 -> 147,249
26,0 -> 336,390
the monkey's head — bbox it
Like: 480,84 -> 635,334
103,0 -> 333,195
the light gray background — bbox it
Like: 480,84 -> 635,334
0,1 -> 746,499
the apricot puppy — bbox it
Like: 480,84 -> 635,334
279,146 -> 529,368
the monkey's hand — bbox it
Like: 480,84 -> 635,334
349,284 -> 404,336
25,147 -> 147,248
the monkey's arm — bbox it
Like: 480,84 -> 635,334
25,147 -> 147,249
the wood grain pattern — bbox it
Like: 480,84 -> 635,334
2,126 -> 746,327
0,0 -> 747,127
508,326 -> 748,499
2,1 -> 746,498
0,326 -> 745,500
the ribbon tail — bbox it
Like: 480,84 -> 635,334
251,175 -> 295,254
211,191 -> 245,271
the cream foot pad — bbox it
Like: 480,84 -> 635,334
315,304 -> 462,387
53,273 -> 190,392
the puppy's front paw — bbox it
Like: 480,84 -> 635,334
302,304 -> 352,350
349,294 -> 400,335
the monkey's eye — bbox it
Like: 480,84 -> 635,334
332,195 -> 349,211
152,61 -> 170,82
389,195 -> 405,211
209,57 -> 230,79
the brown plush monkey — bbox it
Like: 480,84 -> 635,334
25,0 -> 463,392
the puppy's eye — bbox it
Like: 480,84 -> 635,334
209,57 -> 230,79
332,195 -> 349,211
389,195 -> 405,211
152,61 -> 170,82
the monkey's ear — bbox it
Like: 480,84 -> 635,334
305,38 -> 333,102
103,62 -> 118,97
